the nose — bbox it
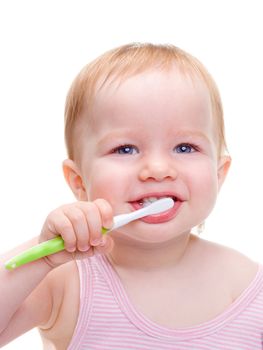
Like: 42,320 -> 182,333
138,156 -> 178,182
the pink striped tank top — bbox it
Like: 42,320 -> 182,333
68,255 -> 263,349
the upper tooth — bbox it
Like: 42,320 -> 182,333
147,197 -> 159,202
140,196 -> 173,206
139,198 -> 156,206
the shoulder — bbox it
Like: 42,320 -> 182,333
192,236 -> 260,301
39,261 -> 80,347
43,260 -> 79,315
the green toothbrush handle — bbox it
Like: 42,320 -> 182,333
5,227 -> 110,270
5,237 -> 65,270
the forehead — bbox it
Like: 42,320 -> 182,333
90,68 -> 214,132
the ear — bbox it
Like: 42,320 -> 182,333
217,155 -> 232,191
62,159 -> 88,200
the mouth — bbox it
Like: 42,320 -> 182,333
136,195 -> 178,208
131,194 -> 182,209
130,194 -> 182,224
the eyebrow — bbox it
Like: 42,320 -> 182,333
174,130 -> 212,143
97,129 -> 212,147
97,129 -> 138,147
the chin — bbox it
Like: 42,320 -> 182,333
113,222 -> 191,245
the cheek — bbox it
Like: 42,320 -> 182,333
196,175 -> 218,200
188,161 -> 219,202
83,160 -> 130,203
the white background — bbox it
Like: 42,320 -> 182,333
0,1 -> 262,348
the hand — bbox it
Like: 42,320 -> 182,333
39,199 -> 114,267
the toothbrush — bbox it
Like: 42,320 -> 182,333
4,198 -> 174,270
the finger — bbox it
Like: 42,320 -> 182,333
73,233 -> 114,260
62,206 -> 90,252
47,212 -> 77,252
93,198 -> 114,230
72,201 -> 104,246
81,203 -> 104,245
73,247 -> 95,260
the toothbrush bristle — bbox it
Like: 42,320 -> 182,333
148,198 -> 174,214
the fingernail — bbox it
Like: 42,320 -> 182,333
99,237 -> 107,247
79,244 -> 90,252
91,239 -> 103,246
67,247 -> 76,253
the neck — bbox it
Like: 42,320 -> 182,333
108,232 -> 195,272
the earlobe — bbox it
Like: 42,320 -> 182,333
62,159 -> 88,200
217,155 -> 232,191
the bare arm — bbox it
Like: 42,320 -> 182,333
0,199 -> 114,347
0,237 -> 53,346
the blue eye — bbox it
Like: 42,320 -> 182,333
113,145 -> 138,155
175,143 -> 196,153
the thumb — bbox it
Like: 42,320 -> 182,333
74,236 -> 114,260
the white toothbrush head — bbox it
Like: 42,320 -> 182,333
109,197 -> 174,231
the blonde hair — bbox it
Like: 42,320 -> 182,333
65,43 -> 227,159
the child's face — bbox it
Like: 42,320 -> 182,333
68,68 -> 230,243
